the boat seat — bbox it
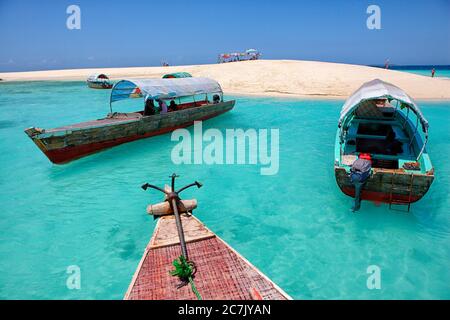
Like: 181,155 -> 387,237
344,139 -> 414,161
370,153 -> 414,161
352,118 -> 398,125
354,100 -> 395,118
346,122 -> 409,143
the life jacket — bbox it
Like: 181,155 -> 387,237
359,153 -> 372,163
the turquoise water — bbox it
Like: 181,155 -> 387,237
0,81 -> 449,299
399,69 -> 450,78
369,65 -> 450,78
386,66 -> 450,78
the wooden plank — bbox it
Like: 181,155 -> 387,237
150,214 -> 215,249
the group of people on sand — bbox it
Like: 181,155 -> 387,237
144,98 -> 178,116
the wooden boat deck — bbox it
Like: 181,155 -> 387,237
47,101 -> 212,133
125,214 -> 291,300
48,114 -> 142,132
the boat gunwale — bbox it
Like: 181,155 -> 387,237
31,100 -> 236,138
334,165 -> 435,178
336,108 -> 432,172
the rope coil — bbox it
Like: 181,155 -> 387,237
170,255 -> 202,300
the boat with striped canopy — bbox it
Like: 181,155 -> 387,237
25,77 -> 234,164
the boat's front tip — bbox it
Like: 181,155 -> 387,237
24,127 -> 59,164
24,127 -> 44,138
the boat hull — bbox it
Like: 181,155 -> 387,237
25,101 -> 235,164
87,81 -> 113,89
335,166 -> 434,204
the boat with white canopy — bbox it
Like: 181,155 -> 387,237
25,77 -> 234,164
334,79 -> 434,211
86,73 -> 113,89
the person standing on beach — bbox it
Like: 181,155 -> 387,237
431,68 -> 436,77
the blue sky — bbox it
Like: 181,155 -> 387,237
0,0 -> 449,72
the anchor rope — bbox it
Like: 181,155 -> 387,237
170,255 -> 202,300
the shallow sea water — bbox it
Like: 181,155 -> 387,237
391,68 -> 450,78
0,81 -> 449,299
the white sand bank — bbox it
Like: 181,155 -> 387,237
1,60 -> 449,100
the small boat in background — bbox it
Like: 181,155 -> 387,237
162,72 -> 192,79
25,77 -> 234,164
218,49 -> 261,63
86,73 -> 113,89
334,79 -> 434,211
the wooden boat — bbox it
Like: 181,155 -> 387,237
125,176 -> 291,300
86,73 -> 113,89
125,214 -> 291,300
334,79 -> 434,209
25,77 -> 235,164
162,72 -> 192,79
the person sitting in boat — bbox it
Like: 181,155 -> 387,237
213,94 -> 221,104
157,99 -> 168,114
168,100 -> 178,112
144,98 -> 155,116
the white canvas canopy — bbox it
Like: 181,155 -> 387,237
87,73 -> 110,82
110,77 -> 222,103
338,79 -> 428,131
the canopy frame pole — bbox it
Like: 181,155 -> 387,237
403,107 -> 410,129
417,131 -> 428,162
408,115 -> 419,150
109,95 -> 113,114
